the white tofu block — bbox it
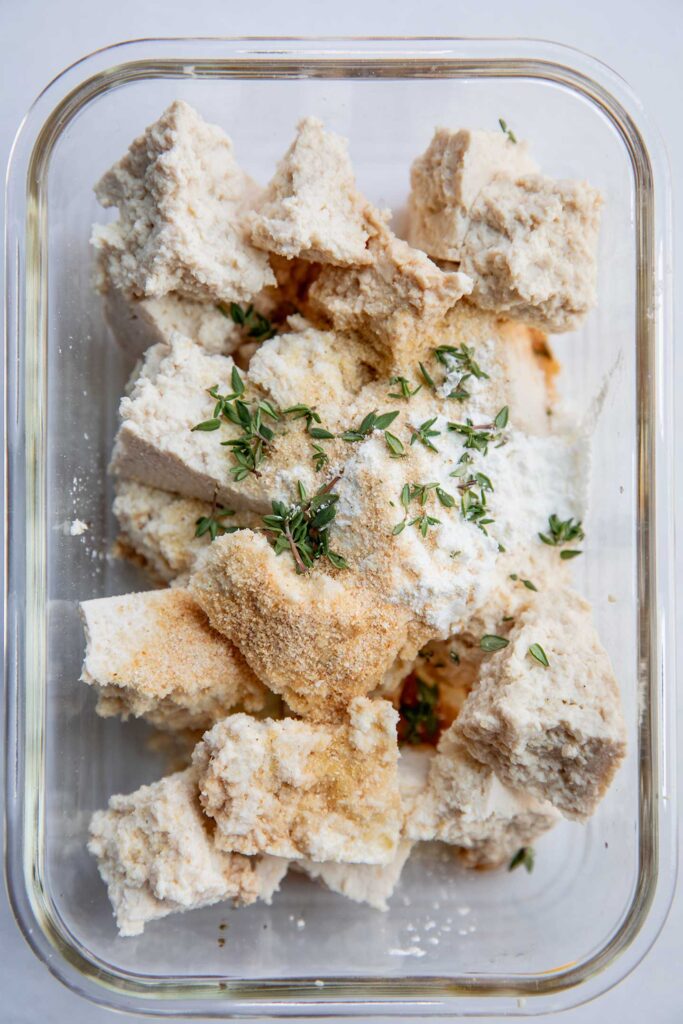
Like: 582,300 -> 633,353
298,841 -> 413,911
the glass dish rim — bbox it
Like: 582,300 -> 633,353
3,35 -> 677,1018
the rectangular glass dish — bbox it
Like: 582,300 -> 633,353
4,37 -> 676,1017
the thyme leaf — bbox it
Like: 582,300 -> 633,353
499,118 -> 518,145
509,847 -> 535,873
528,643 -> 550,668
480,634 -> 510,652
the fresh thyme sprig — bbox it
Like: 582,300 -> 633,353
539,514 -> 584,559
283,404 -> 335,440
194,491 -> 239,541
509,573 -> 538,592
398,675 -> 441,745
447,406 -> 509,455
388,375 -> 422,400
410,416 -> 441,452
392,481 -> 455,537
449,457 -> 496,535
218,301 -> 276,342
261,477 -> 347,574
509,847 -> 534,873
310,443 -> 329,473
340,409 -> 399,443
434,343 -> 489,380
499,118 -> 518,145
191,370 -> 282,481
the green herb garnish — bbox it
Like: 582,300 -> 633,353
310,443 -> 329,473
385,431 -> 406,458
388,375 -> 422,400
418,361 -> 436,390
509,847 -> 534,873
539,514 -> 584,555
447,409 -> 509,455
480,634 -> 510,652
194,504 -> 238,541
340,409 -> 399,443
284,404 -> 335,439
261,477 -> 347,574
410,416 -> 441,452
499,118 -> 518,145
219,301 -> 276,342
434,343 -> 489,380
528,643 -> 550,667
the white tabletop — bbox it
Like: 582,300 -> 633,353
1,1 -> 680,1021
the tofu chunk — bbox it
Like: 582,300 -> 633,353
189,530 -> 415,719
112,479 -> 261,585
92,100 -> 274,303
403,729 -> 559,866
192,697 -> 401,863
249,117 -> 374,265
407,128 -> 538,261
80,589 -> 267,731
298,841 -> 413,911
460,176 -> 602,333
88,768 -> 288,936
110,334 -> 320,511
309,215 -> 472,371
455,588 -> 626,820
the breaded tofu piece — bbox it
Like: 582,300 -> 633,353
246,319 -> 375,420
298,840 -> 413,911
407,127 -> 538,261
249,117 -> 374,266
455,588 -> 626,820
110,334 -> 321,511
88,768 -> 287,936
189,530 -> 416,719
460,176 -> 602,333
192,697 -> 401,863
309,215 -> 472,371
80,589 -> 268,731
112,479 -> 261,585
402,729 -> 559,867
92,100 -> 274,303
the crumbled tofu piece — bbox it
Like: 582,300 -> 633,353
249,117 -> 374,266
102,282 -> 280,360
460,176 -> 602,333
110,334 -> 320,511
92,100 -> 274,303
298,841 -> 413,911
455,588 -> 626,820
189,530 -> 416,719
88,768 -> 288,936
407,128 -> 538,261
192,697 -> 401,863
112,479 -> 261,585
402,729 -> 559,866
80,589 -> 268,730
309,215 -> 472,371
246,321 -> 373,421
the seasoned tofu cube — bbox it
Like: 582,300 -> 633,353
88,768 -> 288,936
188,529 -> 416,720
112,479 -> 262,585
407,127 -> 538,261
402,730 -> 559,867
109,334 -> 320,511
460,176 -> 602,333
92,100 -> 274,303
249,117 -> 374,266
309,215 -> 472,371
298,841 -> 413,911
80,589 -> 268,731
192,697 -> 401,864
455,588 -> 626,820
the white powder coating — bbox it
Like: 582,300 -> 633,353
407,128 -> 538,261
403,729 -> 559,866
246,322 -> 371,421
80,588 -> 267,731
460,176 -> 602,333
456,588 -> 626,820
299,841 -> 413,911
88,768 -> 288,936
192,698 -> 402,863
92,100 -> 274,303
110,334 -> 319,511
249,117 -> 374,265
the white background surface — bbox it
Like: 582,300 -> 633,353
0,1 -> 680,1022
